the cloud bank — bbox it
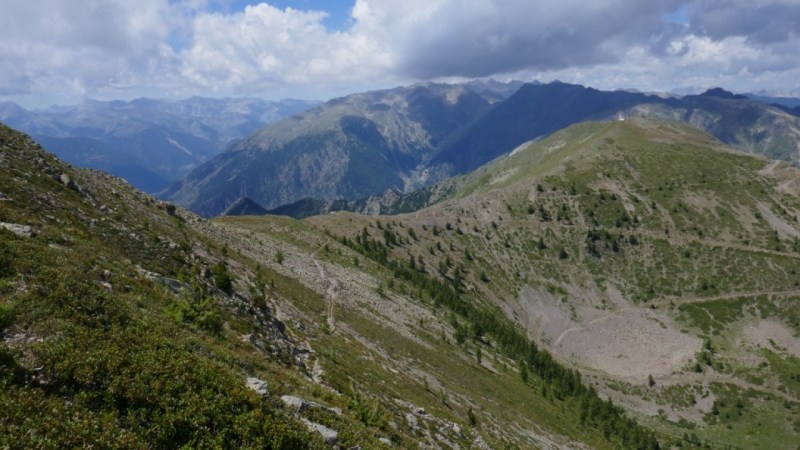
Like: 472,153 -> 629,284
1,0 -> 799,106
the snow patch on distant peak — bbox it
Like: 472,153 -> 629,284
445,86 -> 465,104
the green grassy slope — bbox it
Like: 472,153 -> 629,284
2,121 -> 654,449
0,123 -> 456,449
304,118 -> 800,449
6,116 -> 800,449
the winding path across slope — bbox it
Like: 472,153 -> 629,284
313,258 -> 338,332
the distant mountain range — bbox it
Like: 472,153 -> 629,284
0,97 -> 318,192
744,92 -> 800,108
162,81 -> 506,216
163,80 -> 800,217
429,84 -> 800,177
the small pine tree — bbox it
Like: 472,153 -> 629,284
520,362 -> 529,383
467,406 -> 477,427
211,262 -> 233,293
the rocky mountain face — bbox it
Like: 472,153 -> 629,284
171,81 -> 800,218
163,82 -> 498,216
0,97 -> 317,193
264,182 -> 461,219
628,88 -> 800,165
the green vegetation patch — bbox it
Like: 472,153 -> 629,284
678,296 -> 753,335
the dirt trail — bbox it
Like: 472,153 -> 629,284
313,258 -> 338,331
651,288 -> 800,308
660,369 -> 796,403
553,307 -> 634,347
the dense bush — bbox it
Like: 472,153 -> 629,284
211,261 -> 234,293
0,303 -> 14,332
0,242 -> 321,449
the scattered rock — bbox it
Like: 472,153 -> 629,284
472,435 -> 491,450
301,418 -> 338,445
243,333 -> 268,353
59,173 -> 82,194
281,395 -> 312,413
405,413 -> 418,430
246,377 -> 268,396
279,394 -> 342,416
379,437 -> 392,445
57,172 -> 95,203
99,281 -> 113,292
0,222 -> 32,237
136,267 -> 185,295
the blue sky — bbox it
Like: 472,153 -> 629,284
206,0 -> 355,30
1,1 -> 799,108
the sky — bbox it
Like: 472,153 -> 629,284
1,0 -> 799,108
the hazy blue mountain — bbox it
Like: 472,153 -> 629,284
744,93 -> 800,108
0,97 -> 318,192
642,88 -> 800,164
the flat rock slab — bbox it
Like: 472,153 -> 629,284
246,377 -> 268,395
0,222 -> 31,237
302,418 -> 338,444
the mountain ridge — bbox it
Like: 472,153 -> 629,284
163,82 -> 504,216
171,81 -> 800,217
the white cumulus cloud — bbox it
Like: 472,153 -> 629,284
0,0 -> 798,106
178,3 -> 392,94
